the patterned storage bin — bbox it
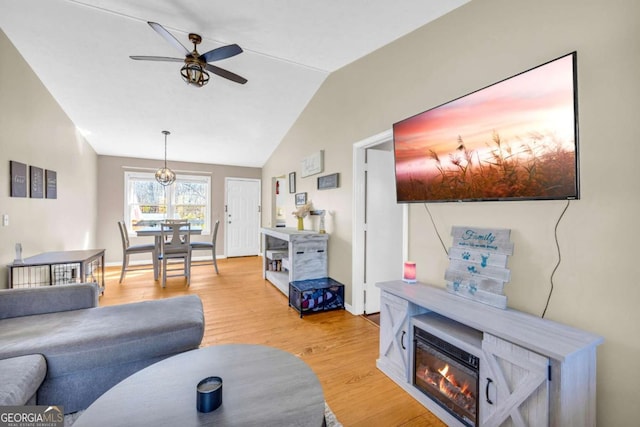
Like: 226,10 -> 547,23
288,277 -> 345,318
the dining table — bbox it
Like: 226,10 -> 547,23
135,226 -> 203,280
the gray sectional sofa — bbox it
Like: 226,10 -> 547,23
0,283 -> 204,413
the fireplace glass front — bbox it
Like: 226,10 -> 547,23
413,326 -> 479,427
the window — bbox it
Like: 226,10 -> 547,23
124,171 -> 211,234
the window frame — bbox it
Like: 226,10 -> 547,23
124,171 -> 211,236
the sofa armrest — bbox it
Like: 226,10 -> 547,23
0,283 -> 99,320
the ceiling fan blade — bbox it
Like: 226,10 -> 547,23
148,22 -> 190,56
130,56 -> 185,62
204,63 -> 247,84
199,44 -> 243,63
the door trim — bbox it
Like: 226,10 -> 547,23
352,130 -> 408,315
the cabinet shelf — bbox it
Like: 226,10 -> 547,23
265,270 -> 289,295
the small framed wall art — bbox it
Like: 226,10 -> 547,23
10,161 -> 27,198
46,169 -> 57,199
289,172 -> 296,193
30,166 -> 44,198
301,150 -> 324,177
295,192 -> 307,206
317,173 -> 339,190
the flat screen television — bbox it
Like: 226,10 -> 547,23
393,52 -> 579,203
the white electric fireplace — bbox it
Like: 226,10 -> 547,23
376,280 -> 603,427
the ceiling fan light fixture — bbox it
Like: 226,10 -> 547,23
132,23 -> 246,86
156,130 -> 176,186
181,62 -> 209,87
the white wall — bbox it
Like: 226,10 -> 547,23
262,0 -> 640,424
0,30 -> 98,289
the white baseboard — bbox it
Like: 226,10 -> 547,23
344,303 -> 355,315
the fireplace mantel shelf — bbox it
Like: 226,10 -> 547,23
377,280 -> 603,361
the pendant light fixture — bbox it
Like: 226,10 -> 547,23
155,130 -> 176,186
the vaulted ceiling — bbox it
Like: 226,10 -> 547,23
0,0 -> 469,167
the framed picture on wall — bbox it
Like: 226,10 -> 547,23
289,172 -> 296,193
10,161 -> 27,198
295,192 -> 307,206
318,173 -> 339,190
301,150 -> 324,177
30,166 -> 44,198
46,169 -> 57,199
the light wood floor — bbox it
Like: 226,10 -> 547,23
102,256 -> 444,427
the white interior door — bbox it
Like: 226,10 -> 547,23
225,178 -> 261,257
364,147 -> 404,314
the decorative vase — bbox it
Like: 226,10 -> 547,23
14,243 -> 23,264
297,217 -> 304,231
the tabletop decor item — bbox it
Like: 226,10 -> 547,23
292,202 -> 313,230
318,210 -> 326,234
14,243 -> 24,265
444,226 -> 513,309
196,376 -> 223,413
402,261 -> 416,283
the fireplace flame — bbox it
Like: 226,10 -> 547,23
438,364 -> 456,397
436,364 -> 473,401
416,361 -> 477,416
461,382 -> 469,395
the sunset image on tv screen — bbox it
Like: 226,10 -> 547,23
393,52 -> 578,203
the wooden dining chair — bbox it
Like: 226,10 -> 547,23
162,219 -> 189,243
190,220 -> 220,274
160,221 -> 191,287
118,221 -> 158,283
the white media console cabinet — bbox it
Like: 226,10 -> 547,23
376,280 -> 603,427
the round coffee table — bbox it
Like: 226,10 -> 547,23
74,344 -> 325,426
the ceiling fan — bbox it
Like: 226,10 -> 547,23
130,21 -> 247,87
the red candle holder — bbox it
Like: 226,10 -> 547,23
403,261 -> 416,283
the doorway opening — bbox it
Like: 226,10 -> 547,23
352,130 -> 408,315
271,175 -> 287,228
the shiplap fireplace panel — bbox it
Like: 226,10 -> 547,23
376,281 -> 603,427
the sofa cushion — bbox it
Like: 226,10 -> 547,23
0,354 -> 47,405
0,283 -> 98,320
0,295 -> 204,378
